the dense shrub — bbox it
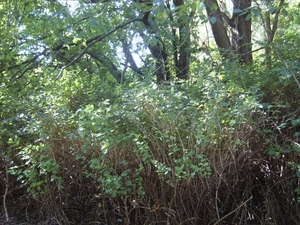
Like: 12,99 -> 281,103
1,76 -> 299,224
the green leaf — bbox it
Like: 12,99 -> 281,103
209,16 -> 217,24
294,132 -> 300,138
293,144 -> 300,153
281,8 -> 288,16
209,2 -> 218,11
196,0 -> 205,14
125,179 -> 132,186
268,149 -> 276,156
199,14 -> 207,21
278,122 -> 288,129
251,8 -> 261,17
90,17 -> 97,27
157,11 -> 168,21
245,13 -> 252,21
197,76 -> 204,88
148,37 -> 159,46
291,119 -> 300,126
268,7 -> 278,14
233,8 -> 244,14
141,4 -> 152,12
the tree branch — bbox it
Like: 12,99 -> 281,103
87,51 -> 122,83
122,41 -> 144,76
0,51 -> 46,73
56,18 -> 143,79
270,0 -> 285,42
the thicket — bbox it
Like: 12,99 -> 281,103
1,56 -> 300,225
1,1 -> 300,225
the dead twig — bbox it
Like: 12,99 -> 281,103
212,196 -> 253,225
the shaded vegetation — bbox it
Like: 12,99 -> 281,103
1,0 -> 300,224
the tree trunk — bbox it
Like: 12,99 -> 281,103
205,0 -> 253,63
205,0 -> 233,60
264,0 -> 285,68
232,0 -> 252,63
173,0 -> 191,79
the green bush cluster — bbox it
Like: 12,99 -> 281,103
2,60 -> 299,222
1,76 -> 253,215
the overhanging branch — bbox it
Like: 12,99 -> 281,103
2,18 -> 144,82
56,18 -> 144,79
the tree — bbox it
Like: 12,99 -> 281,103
1,1 -> 300,224
262,0 -> 286,68
0,0 -> 195,83
0,0 -> 290,84
204,0 -> 252,63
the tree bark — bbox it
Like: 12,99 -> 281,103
205,0 -> 233,60
264,0 -> 285,68
87,51 -> 122,83
140,9 -> 169,83
205,0 -> 253,63
122,41 -> 144,76
232,0 -> 252,63
173,0 -> 191,79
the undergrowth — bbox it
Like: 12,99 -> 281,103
1,76 -> 299,224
